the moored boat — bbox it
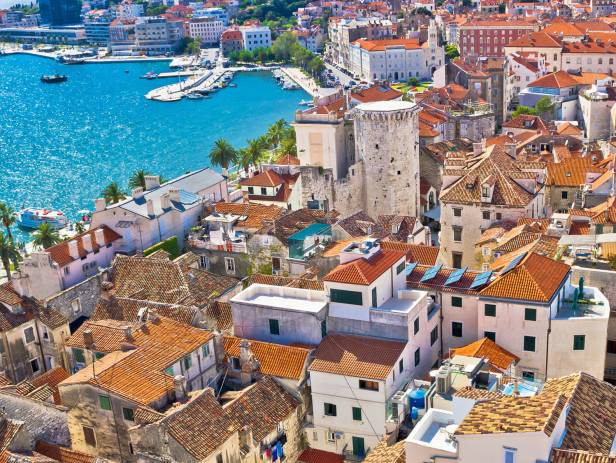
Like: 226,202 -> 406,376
16,208 -> 68,229
141,71 -> 158,79
40,74 -> 67,83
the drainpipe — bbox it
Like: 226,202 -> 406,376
439,292 -> 444,363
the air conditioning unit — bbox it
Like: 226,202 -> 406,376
436,366 -> 451,394
335,432 -> 344,439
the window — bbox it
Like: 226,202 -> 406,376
30,358 -> 40,374
83,426 -> 96,447
414,317 -> 420,335
224,257 -> 235,274
352,407 -> 362,421
269,319 -> 280,335
198,255 -> 209,269
482,211 -> 490,220
64,267 -> 70,276
525,308 -> 536,321
73,348 -> 85,363
453,226 -> 463,242
484,304 -> 496,317
481,186 -> 489,198
504,448 -> 516,463
608,340 -> 616,354
23,327 -> 35,344
561,191 -> 568,200
183,354 -> 192,370
324,402 -> 337,416
371,287 -> 377,307
216,454 -> 223,463
230,357 -> 240,370
202,344 -> 210,357
484,331 -> 496,342
573,335 -> 585,351
122,407 -> 135,421
260,187 -> 267,195
95,352 -> 105,360
495,212 -> 502,220
165,366 -> 174,375
396,262 -> 405,274
522,371 -> 535,381
414,347 -> 420,367
99,395 -> 111,410
453,208 -> 462,217
452,322 -> 463,338
327,431 -> 336,443
321,319 -> 327,338
399,358 -> 404,373
430,326 -> 438,346
451,296 -> 462,308
41,326 -> 50,342
523,336 -> 535,352
330,289 -> 363,305
359,379 -> 379,391
71,298 -> 81,315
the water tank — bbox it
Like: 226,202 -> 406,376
411,406 -> 419,421
408,388 -> 426,410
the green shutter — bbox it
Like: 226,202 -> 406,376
122,407 -> 135,421
484,304 -> 496,317
396,262 -> 405,274
95,352 -> 105,360
484,331 -> 496,342
352,407 -> 362,421
573,335 -> 585,351
183,355 -> 192,370
73,348 -> 85,363
525,308 -> 536,321
330,289 -> 363,305
451,296 -> 462,308
269,319 -> 280,335
99,395 -> 111,411
371,287 -> 377,307
452,322 -> 463,337
524,336 -> 536,352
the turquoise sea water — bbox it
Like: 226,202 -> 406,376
0,54 -> 307,241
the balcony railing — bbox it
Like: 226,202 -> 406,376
187,238 -> 248,254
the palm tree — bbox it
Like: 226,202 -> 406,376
102,181 -> 126,204
0,232 -> 21,281
32,223 -> 61,250
209,139 -> 238,177
0,202 -> 15,241
128,169 -> 151,190
239,139 -> 265,174
266,119 -> 287,149
75,221 -> 86,234
276,136 -> 297,159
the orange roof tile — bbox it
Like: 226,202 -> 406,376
380,241 -> 439,265
547,157 -> 605,187
309,333 -> 406,380
35,441 -> 96,463
506,31 -> 562,48
214,202 -> 283,229
299,449 -> 345,463
353,37 -> 421,51
451,337 -> 519,370
240,169 -> 285,187
47,225 -> 121,267
350,85 -> 402,104
323,249 -> 405,285
529,71 -> 579,89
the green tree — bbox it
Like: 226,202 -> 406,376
266,119 -> 288,149
102,181 -> 127,204
239,138 -> 265,173
271,31 -> 299,62
187,37 -> 202,56
209,139 -> 238,176
414,6 -> 433,16
535,96 -> 554,117
75,221 -> 86,234
445,44 -> 460,60
128,169 -> 151,190
31,223 -> 61,250
145,4 -> 167,15
276,136 -> 296,158
0,202 -> 15,241
0,232 -> 21,281
512,105 -> 538,118
407,77 -> 420,87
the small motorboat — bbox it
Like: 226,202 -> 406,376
41,74 -> 67,83
16,208 -> 68,230
63,57 -> 86,64
186,92 -> 206,99
140,71 -> 158,79
228,83 -> 237,88
299,99 -> 313,106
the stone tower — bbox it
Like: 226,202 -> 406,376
353,100 -> 421,218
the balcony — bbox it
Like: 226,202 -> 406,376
553,285 -> 609,320
188,224 -> 248,254
405,409 -> 458,458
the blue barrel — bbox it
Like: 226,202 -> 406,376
411,406 -> 419,420
408,388 -> 426,410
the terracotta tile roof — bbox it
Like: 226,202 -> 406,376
407,264 -> 484,294
66,319 -> 140,352
0,374 -> 11,387
335,211 -> 387,238
309,333 -> 405,380
377,215 -> 419,242
298,448 -> 345,463
380,242 -> 439,265
0,283 -> 21,307
454,386 -> 504,400
552,450 -> 616,463
455,393 -> 567,436
156,377 -> 300,461
305,96 -> 346,118
547,157 -> 603,187
223,336 -> 311,380
247,273 -> 324,290
204,301 -> 233,331
516,217 -> 550,230
502,114 -> 548,131
240,169 -> 286,187
440,145 -> 537,207
506,31 -> 562,48
271,208 -> 336,245
363,439 -> 405,463
480,252 -> 570,303
354,37 -> 421,51
214,202 -> 283,230
60,317 -> 213,405
451,337 -> 519,370
569,221 -> 591,235
46,225 -> 122,267
0,451 -> 54,463
589,196 -> 616,224
92,297 -> 198,326
0,418 -> 22,452
273,154 -> 300,165
590,169 -> 613,191
350,85 -> 402,103
30,367 -> 70,404
541,373 -> 616,454
0,296 -> 67,334
562,33 -> 616,54
323,249 -> 405,285
556,121 -> 584,136
491,235 -> 559,271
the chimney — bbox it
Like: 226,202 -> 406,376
146,199 -> 155,217
160,193 -> 171,210
83,329 -> 94,348
100,281 -> 114,301
95,198 -> 106,212
82,234 -> 93,253
94,228 -> 106,247
144,175 -> 160,190
132,187 -> 144,200
504,142 -> 516,158
122,325 -> 133,341
68,240 -> 79,259
147,310 -> 161,324
213,331 -> 225,365
169,188 -> 180,203
472,142 -> 484,156
173,375 -> 187,402
239,339 -> 261,387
